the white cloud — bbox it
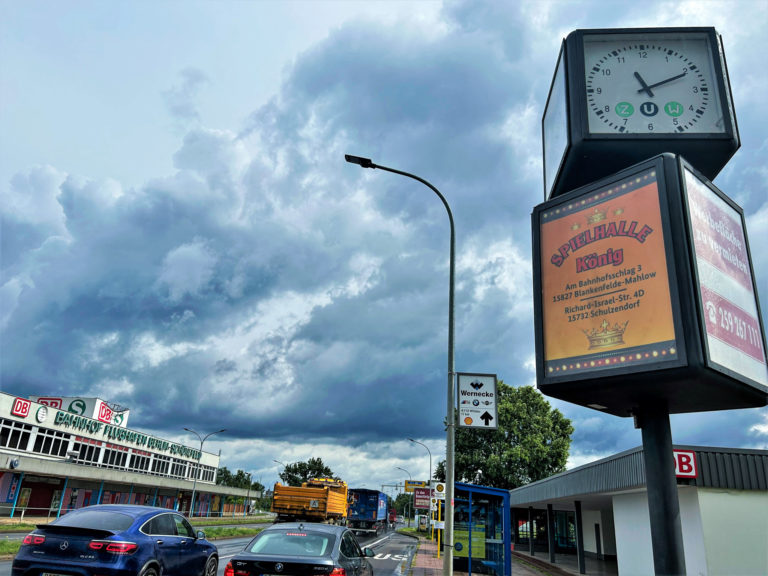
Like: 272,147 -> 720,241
157,239 -> 219,302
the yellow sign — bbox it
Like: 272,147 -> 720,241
404,480 -> 427,493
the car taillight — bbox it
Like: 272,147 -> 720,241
22,534 -> 45,545
88,540 -> 138,554
224,562 -> 234,576
328,569 -> 346,575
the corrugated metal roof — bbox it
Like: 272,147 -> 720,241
693,446 -> 768,490
508,445 -> 767,507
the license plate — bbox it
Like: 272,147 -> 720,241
41,573 -> 68,576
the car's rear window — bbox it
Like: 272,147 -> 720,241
248,530 -> 334,557
53,510 -> 135,531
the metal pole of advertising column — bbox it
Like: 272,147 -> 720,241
345,155 -> 456,575
636,408 -> 686,576
184,427 -> 226,518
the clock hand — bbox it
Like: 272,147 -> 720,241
633,71 -> 655,97
637,71 -> 688,93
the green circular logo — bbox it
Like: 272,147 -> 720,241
664,101 -> 684,117
68,399 -> 87,415
614,102 -> 634,117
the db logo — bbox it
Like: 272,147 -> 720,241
673,450 -> 697,478
11,398 -> 31,418
37,397 -> 63,409
98,403 -> 114,423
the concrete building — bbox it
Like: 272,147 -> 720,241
0,392 -> 252,518
508,445 -> 768,576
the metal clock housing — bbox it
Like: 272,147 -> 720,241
541,27 -> 739,200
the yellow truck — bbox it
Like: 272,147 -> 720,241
271,478 -> 349,523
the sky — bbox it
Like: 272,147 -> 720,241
2,0 -> 767,495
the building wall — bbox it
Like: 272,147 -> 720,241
678,486 -> 707,576
698,489 -> 768,576
600,508 -> 617,556
581,509 -> 600,555
613,487 -> 767,576
613,492 -> 654,576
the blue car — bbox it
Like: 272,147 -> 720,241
12,504 -> 218,576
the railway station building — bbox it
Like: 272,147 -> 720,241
0,392 -> 252,519
507,445 -> 768,576
444,445 -> 766,576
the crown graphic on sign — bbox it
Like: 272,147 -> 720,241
587,207 -> 607,224
583,319 -> 629,349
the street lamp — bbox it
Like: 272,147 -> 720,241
407,438 -> 432,483
396,467 -> 412,527
346,154 -> 456,575
183,427 -> 225,518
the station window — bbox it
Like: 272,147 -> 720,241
170,459 -> 187,479
128,452 -> 151,473
72,438 -> 102,465
102,446 -> 128,469
0,418 -> 33,451
200,464 -> 215,483
152,454 -> 170,476
32,428 -> 70,457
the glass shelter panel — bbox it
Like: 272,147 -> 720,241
454,483 -> 511,576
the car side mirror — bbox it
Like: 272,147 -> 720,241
196,530 -> 206,540
363,548 -> 375,558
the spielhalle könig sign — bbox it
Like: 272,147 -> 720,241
532,154 -> 767,416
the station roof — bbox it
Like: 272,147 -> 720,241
508,445 -> 768,511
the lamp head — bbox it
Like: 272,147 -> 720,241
345,154 -> 375,169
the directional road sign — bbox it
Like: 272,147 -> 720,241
457,373 -> 498,429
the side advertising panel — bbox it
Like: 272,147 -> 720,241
683,167 -> 768,386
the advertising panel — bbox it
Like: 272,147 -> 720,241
683,168 -> 767,386
413,487 -> 431,509
540,167 -> 680,377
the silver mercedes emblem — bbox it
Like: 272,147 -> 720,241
274,562 -> 284,572
60,541 -> 69,550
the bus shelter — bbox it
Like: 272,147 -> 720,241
454,482 -> 511,576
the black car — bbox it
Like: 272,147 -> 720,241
224,522 -> 374,576
12,504 -> 218,576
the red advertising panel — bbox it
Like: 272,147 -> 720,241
413,487 -> 431,510
540,168 -> 680,376
684,168 -> 768,386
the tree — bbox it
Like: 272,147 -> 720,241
434,382 -> 573,489
392,492 -> 413,517
279,457 -> 336,486
216,467 -> 264,492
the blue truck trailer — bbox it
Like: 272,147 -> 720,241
348,488 -> 389,535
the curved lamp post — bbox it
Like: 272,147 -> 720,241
407,438 -> 433,483
346,154 -> 455,575
183,427 -> 225,518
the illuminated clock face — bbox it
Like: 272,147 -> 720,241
584,33 -> 725,134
